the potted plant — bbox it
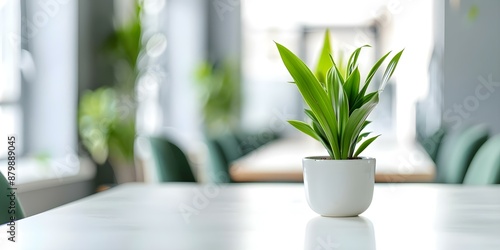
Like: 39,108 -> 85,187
78,0 -> 142,187
275,30 -> 403,216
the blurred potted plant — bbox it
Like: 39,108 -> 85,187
78,0 -> 142,185
275,30 -> 403,216
194,59 -> 241,136
193,59 -> 242,182
79,88 -> 136,184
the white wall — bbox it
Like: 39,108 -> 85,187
442,0 -> 500,133
18,180 -> 93,216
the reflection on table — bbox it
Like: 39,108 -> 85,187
305,216 -> 375,250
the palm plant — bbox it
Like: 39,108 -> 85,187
276,31 -> 403,160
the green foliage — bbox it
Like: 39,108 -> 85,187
467,5 -> 479,22
276,30 -> 403,159
78,88 -> 136,164
79,0 -> 141,165
314,30 -> 346,82
103,0 -> 142,91
194,60 -> 241,135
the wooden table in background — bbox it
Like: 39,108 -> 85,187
230,136 -> 436,182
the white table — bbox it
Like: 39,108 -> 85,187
1,183 -> 500,249
231,136 -> 436,182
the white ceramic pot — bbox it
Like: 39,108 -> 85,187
303,157 -> 375,217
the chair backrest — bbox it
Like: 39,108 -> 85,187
419,127 -> 447,163
206,133 -> 245,183
463,134 -> 500,185
436,124 -> 489,183
0,172 -> 25,225
216,133 -> 243,163
149,137 -> 196,182
206,138 -> 233,183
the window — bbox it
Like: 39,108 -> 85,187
241,0 -> 433,140
241,0 -> 382,133
1,0 -> 79,161
0,0 -> 22,159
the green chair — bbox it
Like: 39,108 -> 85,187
435,124 -> 489,183
463,135 -> 500,185
235,131 -> 280,155
215,133 -> 243,162
205,131 -> 281,183
418,127 -> 447,163
1,172 -> 24,225
205,133 -> 242,183
206,139 -> 232,183
149,137 -> 196,182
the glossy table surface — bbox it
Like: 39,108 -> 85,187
1,183 -> 500,249
231,136 -> 436,182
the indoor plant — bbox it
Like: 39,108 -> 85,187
78,0 -> 142,186
276,31 -> 403,216
194,59 -> 241,136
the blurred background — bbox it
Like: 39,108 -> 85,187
1,0 -> 500,216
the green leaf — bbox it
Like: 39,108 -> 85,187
336,50 -> 346,79
342,93 -> 379,158
305,109 -> 335,157
304,109 -> 321,134
343,68 -> 361,111
276,42 -> 340,158
359,51 -> 391,97
305,109 -> 333,157
329,54 -> 345,84
288,120 -> 319,141
346,45 -> 370,76
326,66 -> 349,136
350,130 -> 371,157
313,122 -> 334,157
361,120 -> 372,131
357,132 -> 371,143
352,91 -> 378,112
314,30 -> 333,85
380,49 -> 404,91
354,135 -> 380,157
